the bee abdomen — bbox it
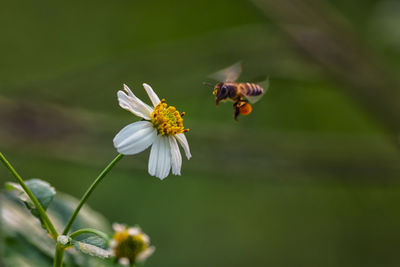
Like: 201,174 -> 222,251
240,83 -> 264,96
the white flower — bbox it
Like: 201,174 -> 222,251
113,83 -> 191,180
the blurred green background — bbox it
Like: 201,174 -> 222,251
1,0 -> 400,266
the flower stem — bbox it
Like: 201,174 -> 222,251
62,154 -> 124,235
0,152 -> 58,239
53,244 -> 65,267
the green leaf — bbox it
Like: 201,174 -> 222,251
70,229 -> 111,259
6,179 -> 56,229
72,238 -> 111,259
6,178 -> 56,210
1,191 -> 113,266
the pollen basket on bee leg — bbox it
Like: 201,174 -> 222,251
239,103 -> 252,115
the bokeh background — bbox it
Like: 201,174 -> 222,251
1,0 -> 400,266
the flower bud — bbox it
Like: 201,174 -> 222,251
110,223 -> 155,265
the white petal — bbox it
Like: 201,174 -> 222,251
159,137 -> 172,179
143,83 -> 161,107
128,227 -> 140,236
148,135 -> 171,180
117,91 -> 152,120
109,240 -> 117,249
118,257 -> 130,266
113,121 -> 157,155
137,246 -> 155,262
148,137 -> 160,177
169,136 -> 182,175
117,84 -> 153,120
112,223 -> 125,232
123,84 -> 136,98
175,133 -> 191,159
141,233 -> 150,244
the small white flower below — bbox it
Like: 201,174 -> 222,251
110,223 -> 155,265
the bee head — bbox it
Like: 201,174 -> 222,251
214,83 -> 228,105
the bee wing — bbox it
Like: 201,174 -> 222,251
244,78 -> 269,104
209,61 -> 242,82
245,94 -> 264,104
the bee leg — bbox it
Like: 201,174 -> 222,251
233,102 -> 240,121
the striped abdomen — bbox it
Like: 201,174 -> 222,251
238,83 -> 264,97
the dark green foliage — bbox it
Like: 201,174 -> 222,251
6,179 -> 55,230
1,191 -> 112,267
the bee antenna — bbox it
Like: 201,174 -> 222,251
203,82 -> 214,88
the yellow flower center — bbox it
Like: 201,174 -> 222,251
112,230 -> 148,263
151,99 -> 189,136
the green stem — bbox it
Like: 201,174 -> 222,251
0,152 -> 58,239
53,244 -> 65,267
70,228 -> 109,241
62,154 -> 124,235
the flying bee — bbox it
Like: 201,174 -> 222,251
205,62 -> 268,121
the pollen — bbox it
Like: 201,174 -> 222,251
239,103 -> 252,115
151,99 -> 189,136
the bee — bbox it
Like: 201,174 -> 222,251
205,62 -> 268,121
